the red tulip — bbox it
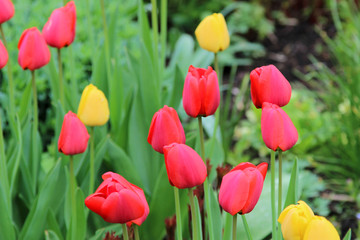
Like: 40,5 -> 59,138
250,65 -> 291,108
261,102 -> 298,151
58,111 -> 90,155
85,172 -> 147,224
183,65 -> 220,117
147,105 -> 186,154
18,27 -> 51,70
219,162 -> 268,215
0,0 -> 14,24
163,143 -> 207,189
42,1 -> 76,49
0,40 -> 8,69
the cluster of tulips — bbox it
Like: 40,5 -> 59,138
0,0 -> 343,239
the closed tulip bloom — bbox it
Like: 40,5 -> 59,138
0,40 -> 8,69
183,65 -> 220,118
163,143 -> 207,189
303,216 -> 340,240
278,201 -> 314,240
77,84 -> 110,126
250,65 -> 291,108
58,111 -> 90,155
261,102 -> 298,151
147,105 -> 185,154
42,1 -> 76,49
219,162 -> 268,215
195,13 -> 230,53
18,27 -> 51,70
126,184 -> 150,227
0,0 -> 14,24
85,172 -> 146,224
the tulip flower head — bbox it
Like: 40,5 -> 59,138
261,102 -> 298,152
278,201 -> 340,240
85,172 -> 149,224
0,0 -> 14,24
183,65 -> 220,118
43,1 -> 76,49
195,13 -> 230,53
219,162 -> 268,215
18,27 -> 51,70
0,40 -> 8,69
58,111 -> 90,155
163,143 -> 207,189
77,84 -> 110,126
250,65 -> 291,108
147,105 -> 186,154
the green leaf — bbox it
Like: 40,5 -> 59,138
45,230 -> 61,240
284,158 -> 299,209
68,188 -> 86,240
89,224 -> 122,240
167,65 -> 184,108
209,188 -> 222,240
222,212 -> 233,240
46,210 -> 64,240
343,229 -> 351,240
194,195 -> 203,240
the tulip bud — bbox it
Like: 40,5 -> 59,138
42,1 -> 76,49
0,40 -> 8,69
278,201 -> 314,240
303,216 -> 340,240
77,84 -> 110,126
85,172 -> 148,224
147,105 -> 185,154
250,65 -> 291,108
183,65 -> 220,118
261,102 -> 298,151
195,13 -> 230,53
0,0 -> 14,24
18,27 -> 51,70
163,143 -> 207,189
219,162 -> 268,215
58,111 -> 90,155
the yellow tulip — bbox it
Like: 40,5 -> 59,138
77,84 -> 110,126
195,13 -> 230,53
278,201 -> 314,240
303,216 -> 340,240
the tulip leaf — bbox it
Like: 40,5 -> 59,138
167,65 -> 184,109
194,195 -> 203,240
45,230 -> 61,240
68,188 -> 86,240
89,224 -> 122,240
46,210 -> 64,240
343,229 -> 351,240
18,80 -> 32,125
284,158 -> 299,209
168,34 -> 195,75
209,188 -> 222,240
46,54 -> 60,103
222,212 -> 233,240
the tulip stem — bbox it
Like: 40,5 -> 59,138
89,127 -> 95,194
0,24 -> 15,117
271,150 -> 277,240
241,215 -> 253,240
232,215 -> 237,240
188,189 -> 199,240
69,155 -> 76,220
134,225 -> 140,240
174,187 -> 182,240
277,150 -> 283,240
122,224 -> 129,240
31,70 -> 39,192
57,48 -> 65,108
198,117 -> 215,240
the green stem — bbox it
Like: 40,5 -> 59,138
160,0 -> 167,74
57,48 -> 65,108
100,0 -> 112,92
232,215 -> 237,240
31,70 -> 38,192
197,117 -> 214,240
241,215 -> 253,240
134,225 -> 140,240
174,187 -> 182,240
69,155 -> 76,217
277,150 -> 283,240
188,189 -> 198,240
0,24 -> 15,116
122,224 -> 129,240
271,150 -> 277,240
89,127 -> 95,194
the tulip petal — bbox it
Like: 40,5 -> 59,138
303,216 -> 340,240
241,168 -> 264,214
183,69 -> 201,117
84,193 -> 106,216
256,162 -> 268,180
127,184 -> 150,226
219,170 -> 249,215
204,69 -> 220,116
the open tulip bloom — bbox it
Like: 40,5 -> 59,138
85,172 -> 149,225
250,65 -> 291,109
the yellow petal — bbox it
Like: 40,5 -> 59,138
77,84 -> 110,126
195,13 -> 230,53
303,216 -> 340,240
